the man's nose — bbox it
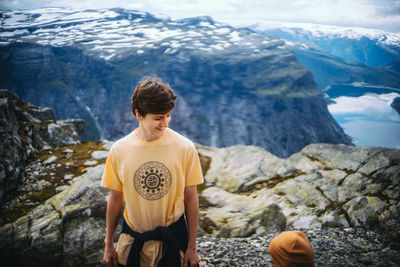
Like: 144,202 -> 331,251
160,118 -> 168,126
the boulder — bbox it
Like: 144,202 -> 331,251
26,106 -> 56,123
0,164 -> 109,266
198,145 -> 283,192
198,143 -> 400,240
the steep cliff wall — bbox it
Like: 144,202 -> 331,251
0,89 -> 84,206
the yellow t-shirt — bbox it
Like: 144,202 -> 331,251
101,128 -> 204,266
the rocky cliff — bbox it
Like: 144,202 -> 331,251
0,89 -> 84,206
1,136 -> 399,266
392,97 -> 400,116
0,8 -> 352,157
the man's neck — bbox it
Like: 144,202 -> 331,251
135,127 -> 163,142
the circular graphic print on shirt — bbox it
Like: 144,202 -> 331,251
133,161 -> 171,200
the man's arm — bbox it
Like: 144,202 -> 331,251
104,189 -> 124,267
184,185 -> 200,267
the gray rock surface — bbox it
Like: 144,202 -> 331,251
1,140 -> 399,266
0,163 -> 109,266
198,144 -> 400,240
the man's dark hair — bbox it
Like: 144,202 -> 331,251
131,76 -> 177,117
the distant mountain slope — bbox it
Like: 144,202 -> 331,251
387,57 -> 400,73
250,22 -> 400,95
251,22 -> 400,67
0,8 -> 351,157
292,46 -> 400,91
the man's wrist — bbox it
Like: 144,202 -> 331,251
104,238 -> 115,247
186,244 -> 197,251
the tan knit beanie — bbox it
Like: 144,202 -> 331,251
268,230 -> 315,267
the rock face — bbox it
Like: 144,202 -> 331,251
392,96 -> 400,115
0,8 -> 352,157
0,164 -> 109,266
0,139 -> 112,266
197,143 -> 400,240
0,89 -> 84,206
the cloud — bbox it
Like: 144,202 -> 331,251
328,91 -> 400,148
0,0 -> 399,32
375,0 -> 400,15
225,0 -> 400,32
328,93 -> 400,121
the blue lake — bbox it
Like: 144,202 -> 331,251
326,84 -> 400,149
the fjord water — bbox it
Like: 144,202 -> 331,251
326,84 -> 400,148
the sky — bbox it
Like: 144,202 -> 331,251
1,0 -> 400,32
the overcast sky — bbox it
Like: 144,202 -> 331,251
1,0 -> 399,32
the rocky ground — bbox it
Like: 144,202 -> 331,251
1,139 -> 399,266
197,227 -> 400,266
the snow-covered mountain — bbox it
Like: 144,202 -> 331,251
251,21 -> 400,67
0,8 -> 352,157
0,8 -> 284,61
249,21 -> 400,94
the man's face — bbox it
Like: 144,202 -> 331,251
138,112 -> 171,141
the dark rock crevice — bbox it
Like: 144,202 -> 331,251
315,185 -> 354,227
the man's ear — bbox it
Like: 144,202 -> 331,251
135,109 -> 142,120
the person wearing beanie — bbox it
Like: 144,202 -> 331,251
268,230 -> 315,267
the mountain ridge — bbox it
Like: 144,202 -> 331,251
251,21 -> 400,66
250,22 -> 400,91
0,8 -> 352,157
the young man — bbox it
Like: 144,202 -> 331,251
101,77 -> 204,267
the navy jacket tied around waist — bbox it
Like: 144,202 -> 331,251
122,214 -> 188,267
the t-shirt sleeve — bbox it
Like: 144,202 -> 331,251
185,144 -> 204,186
101,147 -> 123,192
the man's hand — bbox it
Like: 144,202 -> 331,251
184,185 -> 200,267
184,247 -> 200,267
104,189 -> 123,267
103,244 -> 119,267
